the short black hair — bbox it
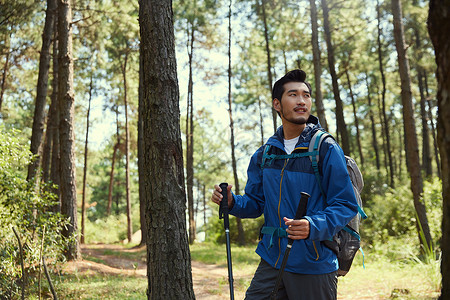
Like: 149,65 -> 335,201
272,69 -> 312,101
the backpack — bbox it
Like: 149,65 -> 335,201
308,129 -> 367,276
260,129 -> 367,276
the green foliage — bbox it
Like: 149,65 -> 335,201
190,241 -> 259,266
361,175 -> 442,256
45,274 -> 146,300
205,214 -> 264,245
0,127 -> 70,299
83,214 -> 134,244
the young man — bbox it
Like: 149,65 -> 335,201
211,69 -> 358,299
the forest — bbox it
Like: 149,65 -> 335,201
0,0 -> 449,299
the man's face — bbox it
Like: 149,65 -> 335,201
273,81 -> 312,126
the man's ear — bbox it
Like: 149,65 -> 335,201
273,98 -> 281,112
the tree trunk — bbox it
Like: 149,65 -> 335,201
427,98 -> 441,179
122,48 -> 132,243
227,0 -> 245,246
345,68 -> 364,166
427,1 -> 450,297
309,0 -> 328,131
49,27 -> 60,212
366,74 -> 380,170
41,29 -> 59,185
259,0 -> 277,133
186,17 -> 196,245
108,107 -> 121,216
138,43 -> 147,247
258,97 -> 264,146
80,73 -> 92,245
321,0 -> 350,155
107,143 -> 119,216
27,0 -> 57,182
139,0 -> 195,298
412,13 -> 433,179
41,122 -> 51,182
423,76 -> 440,179
377,0 -> 395,187
391,0 -> 432,250
58,0 -> 79,260
0,32 -> 11,112
418,70 -> 432,178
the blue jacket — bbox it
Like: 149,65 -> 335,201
229,116 -> 358,275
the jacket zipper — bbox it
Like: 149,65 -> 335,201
273,158 -> 320,265
274,158 -> 289,267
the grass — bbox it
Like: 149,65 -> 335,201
39,274 -> 147,300
190,242 -> 259,267
337,254 -> 441,299
22,241 -> 441,299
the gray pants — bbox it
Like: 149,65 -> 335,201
245,259 -> 337,300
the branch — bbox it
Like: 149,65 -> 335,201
43,256 -> 58,300
12,227 -> 25,300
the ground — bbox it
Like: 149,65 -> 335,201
63,243 -> 440,299
64,244 -> 247,299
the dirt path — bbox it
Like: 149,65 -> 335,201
65,244 -> 246,299
65,244 -> 439,299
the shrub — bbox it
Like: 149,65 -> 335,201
0,127 -> 70,299
361,176 -> 442,258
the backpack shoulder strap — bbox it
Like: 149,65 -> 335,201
308,130 -> 332,197
261,144 -> 271,169
261,143 -> 312,169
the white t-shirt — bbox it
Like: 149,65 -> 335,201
284,136 -> 300,154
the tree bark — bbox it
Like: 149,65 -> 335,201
138,41 -> 147,247
391,0 -> 432,250
41,33 -> 59,185
139,0 -> 195,298
49,26 -> 60,212
309,0 -> 328,131
27,0 -> 57,182
58,0 -> 79,260
321,0 -> 350,155
427,1 -> 450,297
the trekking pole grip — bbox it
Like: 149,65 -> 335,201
219,183 -> 230,227
270,192 -> 311,300
220,183 -> 229,210
288,192 -> 310,245
294,192 -> 310,220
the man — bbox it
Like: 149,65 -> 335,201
211,69 -> 358,299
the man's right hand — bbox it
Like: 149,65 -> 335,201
211,184 -> 234,209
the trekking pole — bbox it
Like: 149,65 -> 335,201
270,192 -> 310,300
219,182 -> 235,300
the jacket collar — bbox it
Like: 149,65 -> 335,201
267,115 -> 321,151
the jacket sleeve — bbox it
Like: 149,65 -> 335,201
229,149 -> 265,219
304,142 -> 359,241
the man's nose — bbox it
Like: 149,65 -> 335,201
297,95 -> 306,105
